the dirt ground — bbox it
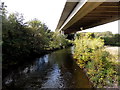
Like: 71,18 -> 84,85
105,46 -> 120,55
104,46 -> 120,62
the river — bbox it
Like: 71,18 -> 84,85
3,47 -> 92,89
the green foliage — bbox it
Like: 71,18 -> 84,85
94,31 -> 113,38
103,34 -> 120,46
28,18 -> 42,29
2,13 -> 48,63
49,32 -> 70,49
2,10 -> 70,65
93,31 -> 120,46
74,32 -> 118,88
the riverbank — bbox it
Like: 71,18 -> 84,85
74,45 -> 119,88
73,33 -> 118,88
3,47 -> 92,89
3,44 -> 73,79
105,46 -> 120,88
2,12 -> 72,79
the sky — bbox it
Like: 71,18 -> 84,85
79,20 -> 119,34
1,0 -> 119,33
1,0 -> 66,31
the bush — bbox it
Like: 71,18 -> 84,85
74,32 -> 118,88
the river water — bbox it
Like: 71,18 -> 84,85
3,47 -> 92,89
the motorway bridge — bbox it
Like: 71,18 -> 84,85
56,0 -> 120,34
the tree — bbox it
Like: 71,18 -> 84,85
28,18 -> 41,30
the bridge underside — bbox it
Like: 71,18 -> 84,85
56,1 -> 120,34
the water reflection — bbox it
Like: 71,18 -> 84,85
3,47 -> 92,89
41,64 -> 65,88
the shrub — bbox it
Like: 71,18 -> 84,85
74,32 -> 118,88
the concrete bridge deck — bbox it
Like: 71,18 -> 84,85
56,0 -> 120,34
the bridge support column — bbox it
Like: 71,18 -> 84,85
60,31 -> 64,35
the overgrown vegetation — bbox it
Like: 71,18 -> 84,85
1,2 -> 119,88
74,33 -> 118,88
93,31 -> 120,46
2,3 -> 70,68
